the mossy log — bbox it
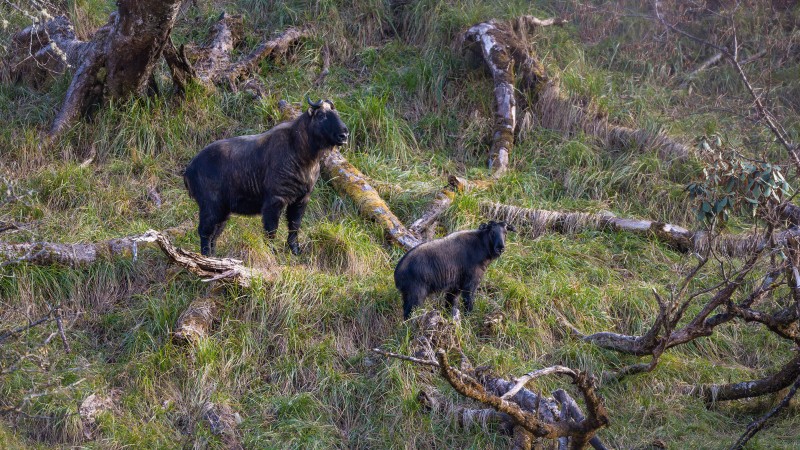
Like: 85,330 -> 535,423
322,149 -> 421,250
273,100 -> 420,250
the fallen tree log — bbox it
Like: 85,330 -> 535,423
1,227 -> 276,343
407,176 -> 467,237
322,149 -> 421,250
480,201 -> 786,257
0,226 -> 272,287
183,13 -> 309,89
462,16 -> 566,176
462,15 -> 689,175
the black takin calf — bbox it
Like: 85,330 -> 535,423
183,98 -> 349,255
394,221 -> 516,319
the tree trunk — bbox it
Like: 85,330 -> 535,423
9,1 -> 184,138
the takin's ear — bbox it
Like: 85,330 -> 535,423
307,108 -> 314,116
504,222 -> 517,232
478,222 -> 488,231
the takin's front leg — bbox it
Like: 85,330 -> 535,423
261,197 -> 285,245
445,289 -> 460,319
285,196 -> 309,255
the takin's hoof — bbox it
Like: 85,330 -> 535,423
287,242 -> 302,255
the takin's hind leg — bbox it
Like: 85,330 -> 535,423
198,208 -> 229,256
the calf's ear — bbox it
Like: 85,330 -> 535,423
478,223 -> 488,231
505,223 -> 517,232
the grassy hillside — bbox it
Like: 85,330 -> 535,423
2,0 -> 799,448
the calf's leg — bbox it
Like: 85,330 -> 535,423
402,287 -> 427,320
198,208 -> 229,256
444,290 -> 460,318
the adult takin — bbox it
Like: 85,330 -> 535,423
394,221 -> 516,319
183,97 -> 349,256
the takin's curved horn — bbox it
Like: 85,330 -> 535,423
306,95 -> 324,109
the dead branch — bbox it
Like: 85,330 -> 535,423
371,347 -> 439,367
174,297 -> 220,343
314,44 -> 331,85
689,354 -> 800,403
0,226 -> 272,287
680,52 -> 723,87
436,350 -> 608,449
51,303 -> 70,353
501,366 -> 579,401
0,311 -> 54,344
408,176 -> 466,237
729,374 -> 800,450
379,342 -> 609,449
185,14 -> 308,90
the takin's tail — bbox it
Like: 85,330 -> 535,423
182,170 -> 195,200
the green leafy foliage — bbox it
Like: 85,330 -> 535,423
687,136 -> 793,225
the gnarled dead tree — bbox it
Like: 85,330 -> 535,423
8,1 -> 186,138
373,310 -> 608,450
559,222 -> 800,408
6,3 -> 308,139
374,345 -> 609,450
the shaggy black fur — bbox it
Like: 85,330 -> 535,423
183,99 -> 349,255
394,221 -> 516,319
